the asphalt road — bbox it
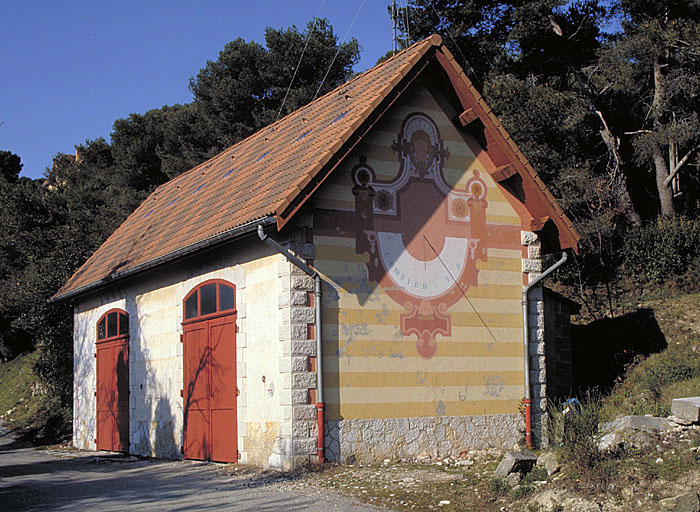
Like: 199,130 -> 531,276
0,427 -> 387,511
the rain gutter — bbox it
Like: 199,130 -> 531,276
49,216 -> 277,304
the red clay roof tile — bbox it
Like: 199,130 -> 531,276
54,34 -> 577,302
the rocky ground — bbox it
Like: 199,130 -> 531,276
254,417 -> 700,512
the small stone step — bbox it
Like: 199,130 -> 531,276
494,451 -> 537,477
671,397 -> 700,423
601,415 -> 671,433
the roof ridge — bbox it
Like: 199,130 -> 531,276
217,35 -> 442,156
148,36 -> 444,198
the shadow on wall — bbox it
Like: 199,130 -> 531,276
131,308 -> 179,459
153,399 -> 178,458
74,314 -> 97,448
572,308 -> 666,393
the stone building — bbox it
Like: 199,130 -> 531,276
53,35 -> 579,469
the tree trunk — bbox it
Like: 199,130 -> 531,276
654,148 -> 675,216
571,67 -> 642,226
652,57 -> 675,216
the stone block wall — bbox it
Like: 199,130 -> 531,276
543,288 -> 575,401
270,212 -> 321,469
323,414 -> 522,463
520,232 -> 578,446
521,230 -> 547,445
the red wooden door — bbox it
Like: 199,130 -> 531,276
96,337 -> 129,452
183,313 -> 237,462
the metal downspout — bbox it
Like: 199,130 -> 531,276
522,251 -> 568,448
257,225 -> 325,464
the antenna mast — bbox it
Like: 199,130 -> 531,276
392,0 -> 398,55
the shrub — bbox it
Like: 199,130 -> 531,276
489,477 -> 510,495
623,216 -> 700,287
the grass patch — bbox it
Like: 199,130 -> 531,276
601,292 -> 700,420
633,447 -> 700,481
0,350 -> 71,444
0,351 -> 41,426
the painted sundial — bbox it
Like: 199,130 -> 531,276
352,112 -> 489,358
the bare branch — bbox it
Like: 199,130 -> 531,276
623,130 -> 653,135
598,82 -> 614,96
663,143 -> 700,187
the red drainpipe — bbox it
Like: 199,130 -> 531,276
524,399 -> 532,448
316,402 -> 325,462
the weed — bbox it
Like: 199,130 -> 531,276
490,477 -> 510,495
522,466 -> 548,484
546,391 -> 629,488
511,482 -> 536,499
548,391 -> 603,469
638,351 -> 700,400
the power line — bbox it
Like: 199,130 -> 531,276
313,0 -> 367,100
276,0 -> 327,121
392,0 -> 398,55
422,235 -> 498,343
428,3 -> 484,90
403,0 -> 411,46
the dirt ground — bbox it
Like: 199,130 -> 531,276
275,423 -> 700,512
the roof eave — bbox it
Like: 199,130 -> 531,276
433,47 -> 580,253
50,216 -> 276,304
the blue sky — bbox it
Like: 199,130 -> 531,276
1,1 -> 397,179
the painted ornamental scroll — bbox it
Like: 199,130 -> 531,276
351,113 -> 488,358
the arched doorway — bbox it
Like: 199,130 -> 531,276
96,309 -> 130,452
182,279 -> 238,462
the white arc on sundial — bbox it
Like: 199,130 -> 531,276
378,231 -> 467,299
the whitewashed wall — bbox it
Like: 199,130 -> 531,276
72,239 -> 284,465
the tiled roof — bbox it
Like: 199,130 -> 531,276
53,34 -> 578,302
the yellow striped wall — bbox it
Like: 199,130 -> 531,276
313,78 -> 526,421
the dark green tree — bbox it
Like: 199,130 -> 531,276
190,18 -> 359,150
0,150 -> 22,183
596,0 -> 700,216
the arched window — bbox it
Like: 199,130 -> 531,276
97,309 -> 129,341
183,279 -> 236,321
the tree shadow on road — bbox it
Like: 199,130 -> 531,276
0,444 -> 326,512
